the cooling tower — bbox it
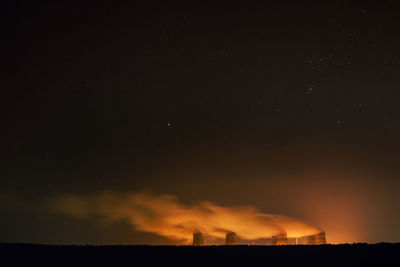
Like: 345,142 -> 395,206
225,232 -> 237,245
305,231 -> 326,245
193,232 -> 204,246
271,233 -> 288,245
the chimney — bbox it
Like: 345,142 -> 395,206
193,232 -> 204,246
225,232 -> 237,245
271,233 -> 288,245
305,231 -> 326,245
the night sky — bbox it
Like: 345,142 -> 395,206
2,1 -> 400,244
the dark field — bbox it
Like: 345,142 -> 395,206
1,243 -> 399,266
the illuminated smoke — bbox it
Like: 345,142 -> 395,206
49,191 -> 323,243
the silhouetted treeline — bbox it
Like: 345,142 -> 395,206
0,243 -> 399,266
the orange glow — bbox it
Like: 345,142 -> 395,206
291,174 -> 375,244
50,192 -> 324,244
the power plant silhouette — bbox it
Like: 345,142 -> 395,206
271,233 -> 288,245
192,231 -> 326,245
225,232 -> 237,245
193,232 -> 205,246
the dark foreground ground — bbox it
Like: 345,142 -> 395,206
1,243 -> 399,266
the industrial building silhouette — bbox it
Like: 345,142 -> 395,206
192,231 -> 326,245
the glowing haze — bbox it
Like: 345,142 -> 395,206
50,191 -> 323,243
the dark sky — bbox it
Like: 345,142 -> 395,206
2,1 -> 400,244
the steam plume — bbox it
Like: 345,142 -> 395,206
49,191 -> 322,243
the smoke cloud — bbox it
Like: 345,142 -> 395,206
49,191 -> 322,243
